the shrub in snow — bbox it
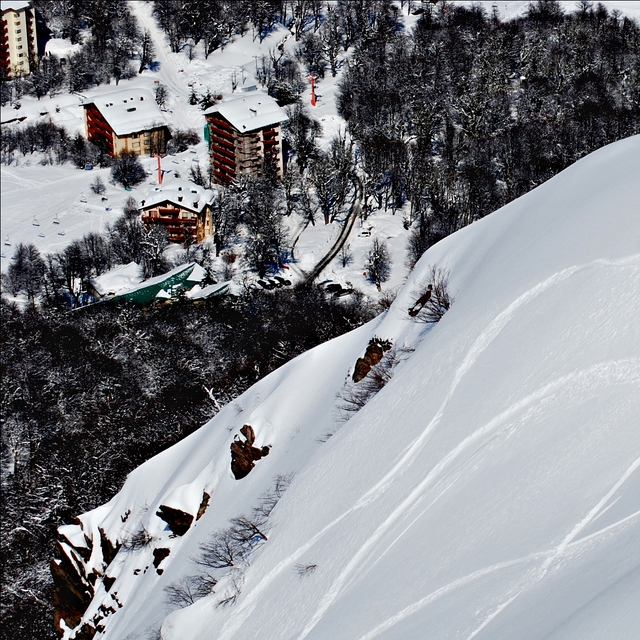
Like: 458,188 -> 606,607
110,152 -> 147,189
121,525 -> 153,551
90,176 -> 106,195
408,265 -> 454,323
165,573 -> 217,608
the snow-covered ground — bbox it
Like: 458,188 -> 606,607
58,135 -> 640,639
3,1 -> 640,291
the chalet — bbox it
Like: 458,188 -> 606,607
204,93 -> 288,185
139,178 -> 215,244
1,0 -> 37,78
83,88 -> 170,157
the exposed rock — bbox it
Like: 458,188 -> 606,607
230,424 -> 270,480
51,541 -> 94,636
156,505 -> 194,536
103,575 -> 116,592
99,527 -> 120,567
352,339 -> 391,382
196,492 -> 211,520
408,284 -> 433,317
153,547 -> 171,572
74,623 -> 97,640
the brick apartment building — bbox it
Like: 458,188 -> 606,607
204,93 -> 288,184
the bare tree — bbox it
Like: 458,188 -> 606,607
365,239 -> 391,291
195,530 -> 244,569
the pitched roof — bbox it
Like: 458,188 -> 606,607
109,263 -> 206,305
84,88 -> 168,136
204,93 -> 288,133
140,178 -> 215,214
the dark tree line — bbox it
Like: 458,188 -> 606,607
0,285 -> 373,638
335,0 -> 640,268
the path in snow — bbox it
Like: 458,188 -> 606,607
128,0 -> 189,100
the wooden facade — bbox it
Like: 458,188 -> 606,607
139,180 -> 215,245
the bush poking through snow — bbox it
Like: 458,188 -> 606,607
408,266 -> 454,323
121,525 -> 153,551
294,563 -> 318,578
336,345 -> 414,424
181,475 -> 294,609
216,568 -> 245,608
196,529 -> 244,570
164,573 -> 218,608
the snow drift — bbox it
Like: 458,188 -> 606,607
56,136 -> 640,640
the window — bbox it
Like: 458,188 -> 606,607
18,53 -> 24,58
15,29 -> 21,33
16,37 -> 22,41
17,45 -> 22,50
131,133 -> 139,138
15,21 -> 21,25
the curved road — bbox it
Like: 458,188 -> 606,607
304,176 -> 362,283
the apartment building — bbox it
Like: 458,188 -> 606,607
83,88 -> 170,157
1,0 -> 38,77
204,93 -> 288,185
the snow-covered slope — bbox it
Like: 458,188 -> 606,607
57,136 -> 640,640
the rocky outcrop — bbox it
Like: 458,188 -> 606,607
196,492 -> 211,520
352,338 -> 392,382
230,425 -> 270,480
153,548 -> 171,573
51,541 -> 94,635
99,527 -> 119,567
156,505 -> 194,536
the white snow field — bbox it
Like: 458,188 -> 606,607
59,135 -> 640,640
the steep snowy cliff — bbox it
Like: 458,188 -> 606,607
55,135 -> 640,640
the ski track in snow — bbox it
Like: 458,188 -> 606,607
297,360 -> 640,640
293,258 -> 640,640
128,0 -> 189,100
359,507 -> 640,640
214,256 -> 640,640
463,456 -> 640,640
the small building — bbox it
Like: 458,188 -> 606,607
204,93 -> 288,185
1,0 -> 38,78
82,88 -> 170,157
140,178 -> 215,244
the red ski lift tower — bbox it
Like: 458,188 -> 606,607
307,75 -> 317,106
152,154 -> 164,184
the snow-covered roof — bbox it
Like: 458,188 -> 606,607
204,93 -> 288,133
140,178 -> 215,214
1,1 -> 31,11
45,38 -> 82,59
84,88 -> 168,137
